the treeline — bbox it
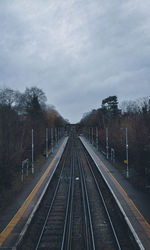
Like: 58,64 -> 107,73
0,87 -> 67,189
80,96 -> 150,189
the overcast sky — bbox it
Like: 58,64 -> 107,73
0,0 -> 150,123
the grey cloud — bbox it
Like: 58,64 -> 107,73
0,0 -> 150,123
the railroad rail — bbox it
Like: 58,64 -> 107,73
78,139 -> 121,249
18,133 -> 139,249
35,137 -> 73,250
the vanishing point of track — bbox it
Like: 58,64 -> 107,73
18,133 -> 138,250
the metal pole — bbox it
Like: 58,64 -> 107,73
96,127 -> 98,150
21,162 -> 24,182
32,129 -> 34,174
92,127 -> 94,145
57,128 -> 59,141
121,127 -> 129,178
26,160 -> 29,176
111,148 -> 113,161
126,128 -> 129,178
113,149 -> 115,163
51,127 -> 53,153
55,128 -> 58,145
60,127 -> 62,138
106,128 -> 109,159
46,128 -> 48,158
58,128 -> 60,141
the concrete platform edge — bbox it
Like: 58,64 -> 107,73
11,137 -> 68,249
79,136 -> 145,250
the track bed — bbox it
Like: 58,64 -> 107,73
18,134 -> 139,250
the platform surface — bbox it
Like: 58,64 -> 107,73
80,136 -> 150,250
0,137 -> 68,249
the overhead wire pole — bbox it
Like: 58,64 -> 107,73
51,127 -> 54,153
96,127 -> 98,150
32,128 -> 34,174
125,127 -> 129,178
55,128 -> 57,145
106,128 -> 109,159
46,128 -> 48,158
121,127 -> 129,178
92,127 -> 94,145
58,128 -> 60,141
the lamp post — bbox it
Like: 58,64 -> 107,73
32,129 -> 34,174
121,127 -> 129,178
106,128 -> 109,159
92,127 -> 94,145
51,127 -> 54,153
96,127 -> 98,150
46,128 -> 48,158
55,128 -> 58,145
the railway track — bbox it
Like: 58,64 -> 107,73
18,133 -> 139,250
35,137 -> 74,250
77,139 -> 120,249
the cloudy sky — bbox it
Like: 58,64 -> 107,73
0,0 -> 150,123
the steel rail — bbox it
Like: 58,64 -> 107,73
35,140 -> 71,250
76,143 -> 89,250
76,142 -> 96,250
80,157 -> 96,250
66,143 -> 75,250
61,141 -> 75,250
83,147 -> 122,250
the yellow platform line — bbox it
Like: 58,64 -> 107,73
0,144 -> 64,246
95,153 -> 150,236
81,138 -> 150,238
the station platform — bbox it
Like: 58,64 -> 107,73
0,137 -> 68,249
80,136 -> 150,250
